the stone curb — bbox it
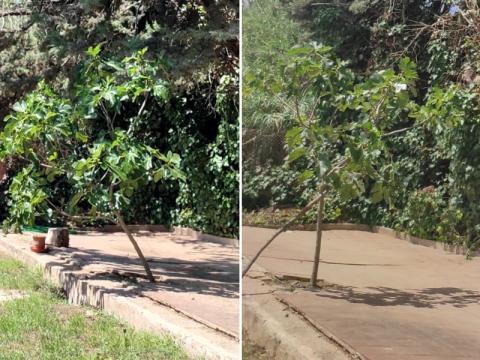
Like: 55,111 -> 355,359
173,227 -> 239,248
72,225 -> 239,248
0,235 -> 238,360
244,222 -> 479,257
243,263 -> 355,360
76,224 -> 169,233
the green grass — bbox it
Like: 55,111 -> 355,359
0,253 -> 188,360
0,256 -> 45,291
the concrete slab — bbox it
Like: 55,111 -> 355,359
243,265 -> 354,360
0,231 -> 239,359
243,226 -> 480,360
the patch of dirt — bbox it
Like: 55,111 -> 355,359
254,271 -> 330,293
243,335 -> 269,360
54,302 -> 89,323
0,290 -> 28,303
243,208 -> 317,229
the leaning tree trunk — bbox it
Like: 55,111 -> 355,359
242,188 -> 327,277
310,193 -> 325,287
114,210 -> 155,283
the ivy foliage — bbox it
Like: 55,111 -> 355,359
0,49 -> 184,232
243,0 -> 480,250
1,47 -> 239,237
0,1 -> 239,237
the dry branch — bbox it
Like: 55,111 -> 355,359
0,10 -> 31,17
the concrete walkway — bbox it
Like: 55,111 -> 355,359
0,231 -> 239,359
243,226 -> 480,360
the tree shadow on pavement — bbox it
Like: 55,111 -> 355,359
44,247 -> 239,300
306,284 -> 480,309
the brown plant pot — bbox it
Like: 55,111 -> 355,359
31,246 -> 48,253
32,235 -> 46,253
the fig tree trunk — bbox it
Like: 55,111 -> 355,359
114,210 -> 155,283
242,189 -> 326,277
310,193 -> 325,287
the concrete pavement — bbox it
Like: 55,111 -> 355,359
0,231 -> 239,359
243,226 -> 480,360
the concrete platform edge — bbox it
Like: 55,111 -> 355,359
243,263 -> 355,360
173,226 -> 238,247
0,235 -> 238,360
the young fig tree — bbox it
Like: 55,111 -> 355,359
0,48 -> 183,282
243,45 -> 419,286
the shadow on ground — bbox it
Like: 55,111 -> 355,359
304,284 -> 480,308
45,247 -> 239,301
257,255 -> 399,267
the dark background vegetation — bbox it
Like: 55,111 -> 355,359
243,0 -> 480,248
0,0 -> 239,237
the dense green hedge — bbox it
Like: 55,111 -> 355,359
0,1 -> 239,238
0,49 -> 238,238
243,0 -> 480,249
133,73 -> 239,237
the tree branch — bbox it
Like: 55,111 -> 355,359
382,127 -> 412,138
137,93 -> 149,117
108,184 -> 155,282
242,186 -> 329,277
0,10 -> 31,17
46,199 -> 113,222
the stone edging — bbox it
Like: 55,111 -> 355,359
74,224 -> 169,233
173,227 -> 238,248
73,224 -> 238,248
244,222 -> 479,257
243,262 -> 356,360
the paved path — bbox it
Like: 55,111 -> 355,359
243,226 -> 480,360
68,231 -> 239,337
1,231 -> 239,359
